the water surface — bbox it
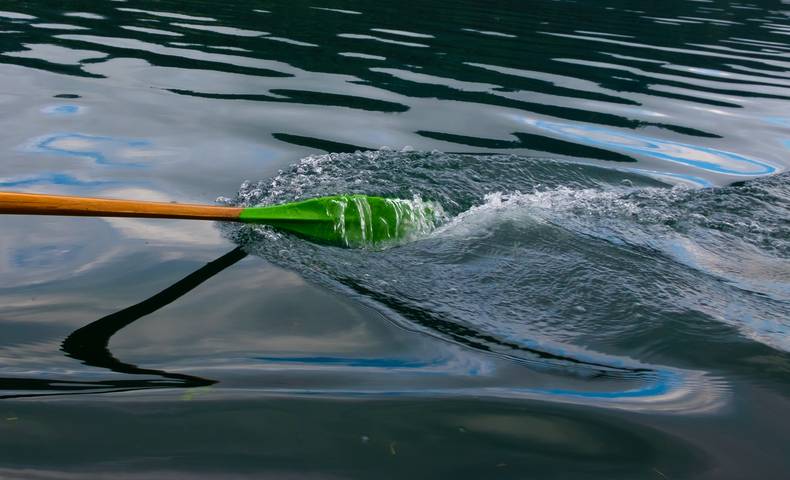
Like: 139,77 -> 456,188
1,0 -> 789,478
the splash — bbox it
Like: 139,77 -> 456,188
431,181 -> 790,350
220,150 -> 790,411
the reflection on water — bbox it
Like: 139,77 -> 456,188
0,248 -> 245,399
1,0 -> 787,186
0,172 -> 117,188
23,132 -> 154,167
1,240 -> 724,414
521,117 -> 777,175
40,104 -> 84,116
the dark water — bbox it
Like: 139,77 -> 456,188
1,0 -> 789,478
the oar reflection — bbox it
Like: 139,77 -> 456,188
0,247 -> 247,400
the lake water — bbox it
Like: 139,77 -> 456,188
1,0 -> 789,478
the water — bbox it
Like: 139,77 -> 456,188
1,0 -> 789,478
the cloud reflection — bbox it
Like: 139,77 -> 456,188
21,132 -> 162,167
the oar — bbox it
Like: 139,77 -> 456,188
0,191 -> 437,247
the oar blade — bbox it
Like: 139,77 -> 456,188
238,195 -> 440,247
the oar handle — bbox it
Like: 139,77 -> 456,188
0,191 -> 243,222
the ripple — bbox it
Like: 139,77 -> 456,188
516,116 -> 777,175
116,7 -> 216,22
170,22 -> 267,37
62,12 -> 105,20
310,7 -> 362,15
338,52 -> 386,61
337,33 -> 430,48
57,35 -> 297,76
121,25 -> 183,37
0,10 -> 35,20
3,43 -> 107,65
370,28 -> 434,39
371,67 -> 498,92
461,28 -> 517,38
29,23 -> 88,31
541,31 -> 790,69
0,0 -> 775,191
265,36 -> 318,47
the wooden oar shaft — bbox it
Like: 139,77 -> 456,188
0,191 -> 244,222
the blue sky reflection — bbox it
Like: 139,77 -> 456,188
513,115 -> 777,176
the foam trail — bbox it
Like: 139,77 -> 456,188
221,151 -> 790,412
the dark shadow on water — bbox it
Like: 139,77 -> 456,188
416,129 -> 638,162
272,132 -> 372,153
166,88 -> 409,113
0,247 -> 247,400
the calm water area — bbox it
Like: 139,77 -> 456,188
1,0 -> 789,478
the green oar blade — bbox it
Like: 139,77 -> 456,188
238,195 -> 439,247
